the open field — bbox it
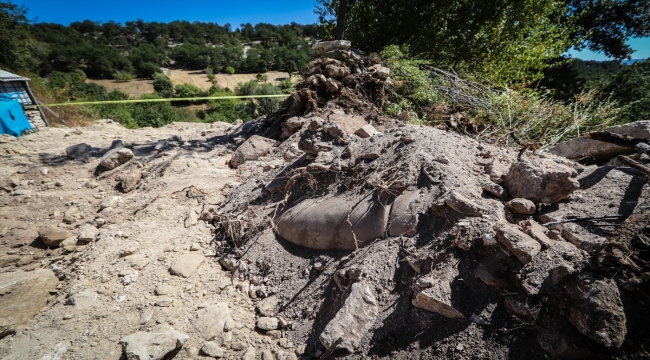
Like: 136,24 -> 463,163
86,78 -> 155,98
168,70 -> 294,91
87,70 -> 295,99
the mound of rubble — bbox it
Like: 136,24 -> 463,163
210,41 -> 650,359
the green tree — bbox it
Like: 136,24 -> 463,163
315,0 -> 649,84
153,74 -> 173,95
0,2 -> 36,71
603,60 -> 650,124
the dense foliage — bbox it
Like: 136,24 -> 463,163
316,0 -> 650,85
0,2 -> 34,72
27,19 -> 317,79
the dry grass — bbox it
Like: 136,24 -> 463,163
86,79 -> 155,98
86,71 -> 296,98
169,70 -> 295,91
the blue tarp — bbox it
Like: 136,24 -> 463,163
0,92 -> 33,137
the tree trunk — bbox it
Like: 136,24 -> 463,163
336,0 -> 349,40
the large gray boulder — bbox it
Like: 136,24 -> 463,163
412,260 -> 465,319
192,303 -> 232,341
99,147 -> 133,170
38,226 -> 74,247
320,281 -> 378,352
230,135 -> 276,168
565,273 -> 627,349
119,326 -> 189,360
503,158 -> 579,204
275,193 -> 390,250
548,120 -> 650,163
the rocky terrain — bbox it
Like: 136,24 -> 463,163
1,40 -> 650,360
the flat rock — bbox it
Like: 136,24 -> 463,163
445,191 -> 488,217
412,261 -> 464,319
256,317 -> 279,331
354,124 -> 378,138
328,113 -> 368,134
201,341 -> 224,358
38,226 -> 74,247
193,303 -> 232,340
77,224 -> 99,243
99,147 -> 134,170
312,40 -> 351,54
320,281 -> 379,352
503,158 -> 579,204
496,224 -> 541,264
505,198 -> 536,215
0,269 -> 58,332
565,273 -> 627,349
65,290 -> 99,309
169,253 -> 204,277
230,135 -> 276,168
548,120 -> 650,163
119,326 -> 189,360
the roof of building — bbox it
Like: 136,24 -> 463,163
0,69 -> 30,82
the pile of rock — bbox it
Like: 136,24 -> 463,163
259,40 -> 393,139
209,46 -> 650,359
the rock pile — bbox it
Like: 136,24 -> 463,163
209,42 -> 650,359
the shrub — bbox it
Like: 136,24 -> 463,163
225,66 -> 235,75
174,83 -> 206,98
153,73 -> 173,95
113,72 -> 135,82
135,62 -> 162,79
207,73 -> 216,82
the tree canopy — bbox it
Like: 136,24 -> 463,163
315,0 -> 650,84
0,2 -> 35,71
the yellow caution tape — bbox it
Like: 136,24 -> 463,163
35,94 -> 290,107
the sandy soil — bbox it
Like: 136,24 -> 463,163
0,121 -> 308,360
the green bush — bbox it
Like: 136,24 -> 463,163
174,83 -> 206,98
153,73 -> 173,95
225,66 -> 235,75
135,62 -> 162,79
207,73 -> 216,82
113,72 -> 135,82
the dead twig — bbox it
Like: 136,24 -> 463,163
618,155 -> 650,179
543,214 -> 624,226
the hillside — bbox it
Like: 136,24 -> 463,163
30,20 -> 318,79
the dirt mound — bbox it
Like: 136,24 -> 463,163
206,47 -> 650,359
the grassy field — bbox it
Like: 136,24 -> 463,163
87,78 -> 155,98
87,70 -> 295,98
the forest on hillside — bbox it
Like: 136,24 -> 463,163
1,0 -> 649,133
29,20 -> 318,79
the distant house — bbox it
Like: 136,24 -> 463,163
0,69 -> 47,136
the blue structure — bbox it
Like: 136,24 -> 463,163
0,69 -> 47,136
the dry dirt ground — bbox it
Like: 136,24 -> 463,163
168,70 -> 294,92
86,71 -> 295,99
86,79 -> 156,98
0,121 -> 308,359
